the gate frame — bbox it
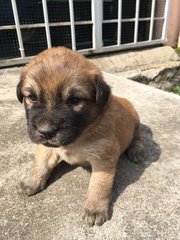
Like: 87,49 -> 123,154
0,0 -> 171,67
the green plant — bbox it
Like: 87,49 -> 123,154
175,48 -> 180,55
171,85 -> 180,95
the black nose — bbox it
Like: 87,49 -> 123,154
38,125 -> 57,139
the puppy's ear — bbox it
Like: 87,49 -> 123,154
16,70 -> 26,103
16,82 -> 23,103
95,74 -> 111,106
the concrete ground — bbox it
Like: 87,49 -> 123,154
0,66 -> 180,240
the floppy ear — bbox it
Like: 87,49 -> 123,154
96,74 -> 111,106
16,69 -> 26,103
16,81 -> 23,103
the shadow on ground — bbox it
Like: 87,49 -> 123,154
47,161 -> 77,187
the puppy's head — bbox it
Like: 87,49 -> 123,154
17,47 -> 111,147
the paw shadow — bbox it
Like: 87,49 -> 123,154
46,161 -> 77,188
110,123 -> 161,216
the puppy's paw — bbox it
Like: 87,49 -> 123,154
83,208 -> 108,226
18,178 -> 46,196
127,140 -> 146,164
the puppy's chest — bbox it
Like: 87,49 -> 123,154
56,146 -> 90,166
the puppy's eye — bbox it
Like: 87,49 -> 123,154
28,94 -> 37,102
67,97 -> 81,105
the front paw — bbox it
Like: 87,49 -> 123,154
83,208 -> 108,226
18,178 -> 46,196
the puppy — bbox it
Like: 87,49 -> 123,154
17,47 -> 145,226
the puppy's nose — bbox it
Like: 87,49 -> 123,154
38,125 -> 57,139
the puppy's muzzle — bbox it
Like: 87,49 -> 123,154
37,124 -> 58,140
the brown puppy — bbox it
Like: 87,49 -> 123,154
17,47 -> 145,226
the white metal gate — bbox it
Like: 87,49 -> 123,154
0,0 -> 170,67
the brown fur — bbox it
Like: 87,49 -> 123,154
17,47 -> 145,226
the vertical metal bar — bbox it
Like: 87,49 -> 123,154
117,0 -> 122,45
92,0 -> 103,51
149,0 -> 156,41
69,0 -> 76,51
162,0 -> 171,41
134,0 -> 140,43
11,0 -> 25,58
42,0 -> 52,48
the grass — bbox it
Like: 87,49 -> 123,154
175,47 -> 180,55
170,85 -> 180,95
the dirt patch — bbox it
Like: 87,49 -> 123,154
131,66 -> 180,95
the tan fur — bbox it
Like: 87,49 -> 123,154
21,47 -> 98,107
18,47 -> 145,226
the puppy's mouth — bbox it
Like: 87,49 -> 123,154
38,134 -> 63,147
28,125 -> 83,147
43,140 -> 60,148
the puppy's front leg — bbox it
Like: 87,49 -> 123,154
83,161 -> 116,226
19,144 -> 59,196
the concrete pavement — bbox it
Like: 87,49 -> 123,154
0,67 -> 180,240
